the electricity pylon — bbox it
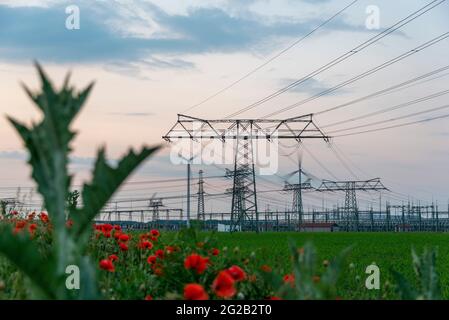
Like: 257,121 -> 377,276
149,193 -> 163,222
197,170 -> 205,220
282,151 -> 313,228
163,113 -> 330,232
316,178 -> 388,230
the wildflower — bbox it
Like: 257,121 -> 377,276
196,242 -> 205,248
212,271 -> 236,298
268,296 -> 282,300
153,266 -> 164,276
184,284 -> 209,300
260,265 -> 272,273
226,265 -> 246,282
119,234 -> 130,242
102,224 -> 113,232
28,223 -> 37,235
109,254 -> 119,262
210,248 -> 220,256
144,295 -> 153,301
165,246 -> 175,254
155,249 -> 164,259
150,236 -> 158,242
138,240 -> 153,250
39,212 -> 49,223
184,254 -> 209,275
119,242 -> 128,252
104,232 -> 111,238
150,229 -> 160,237
283,274 -> 295,286
114,225 -> 121,231
147,255 -> 157,265
66,219 -> 73,228
99,259 -> 115,272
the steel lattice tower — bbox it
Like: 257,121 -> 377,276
317,179 -> 388,231
197,170 -> 205,220
344,181 -> 358,229
163,114 -> 330,232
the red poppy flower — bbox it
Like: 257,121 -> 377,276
15,220 -> 27,230
11,210 -> 19,216
153,266 -> 164,276
99,259 -> 115,272
102,224 -> 113,232
150,236 -> 158,242
212,271 -> 236,298
144,295 -> 153,301
147,255 -> 157,265
184,254 -> 209,274
150,229 -> 160,237
155,249 -> 164,259
66,219 -> 73,228
119,234 -> 130,242
211,248 -> 220,256
184,284 -> 209,300
260,265 -> 272,273
114,225 -> 121,231
283,274 -> 295,286
119,242 -> 128,251
113,230 -> 122,239
226,265 -> 246,281
39,212 -> 49,223
268,296 -> 282,300
138,240 -> 153,250
104,232 -> 111,238
28,223 -> 37,235
109,254 -> 119,262
165,246 -> 175,254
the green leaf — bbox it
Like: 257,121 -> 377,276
0,224 -> 57,299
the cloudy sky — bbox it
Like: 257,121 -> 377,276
0,0 -> 448,213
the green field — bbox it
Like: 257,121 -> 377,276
205,232 -> 449,299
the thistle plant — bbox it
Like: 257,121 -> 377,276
393,248 -> 441,300
0,64 -> 159,299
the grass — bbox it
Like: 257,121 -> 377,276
2,230 -> 449,299
203,232 -> 449,299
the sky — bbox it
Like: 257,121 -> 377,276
0,0 -> 448,214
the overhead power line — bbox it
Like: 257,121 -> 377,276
316,65 -> 449,117
182,0 -> 359,113
321,90 -> 449,130
225,0 -> 447,118
335,111 -> 449,137
263,31 -> 449,118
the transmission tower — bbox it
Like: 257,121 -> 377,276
282,157 -> 314,228
163,113 -> 330,232
197,170 -> 205,220
317,178 -> 388,230
149,194 -> 163,223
